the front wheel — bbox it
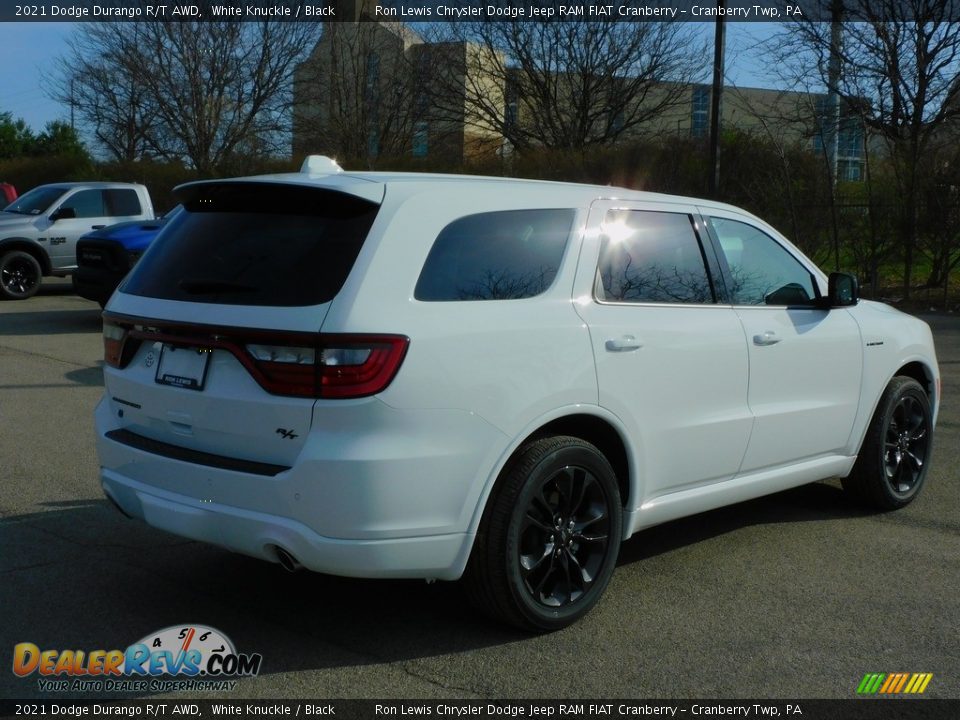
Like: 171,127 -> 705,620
0,250 -> 42,300
843,376 -> 933,510
464,436 -> 622,631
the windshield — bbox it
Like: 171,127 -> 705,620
3,186 -> 67,216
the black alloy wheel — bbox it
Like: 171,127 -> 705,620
516,463 -> 613,608
0,250 -> 42,300
465,436 -> 622,631
844,376 -> 933,510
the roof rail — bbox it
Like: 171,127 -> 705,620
300,155 -> 344,175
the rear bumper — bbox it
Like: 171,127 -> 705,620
95,396 -> 507,580
101,469 -> 470,580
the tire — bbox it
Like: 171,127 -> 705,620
843,376 -> 933,510
0,250 -> 42,300
464,436 -> 622,631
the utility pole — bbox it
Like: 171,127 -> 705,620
708,2 -> 725,197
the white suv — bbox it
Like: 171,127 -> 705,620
96,157 -> 939,630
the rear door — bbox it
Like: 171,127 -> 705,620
573,200 -> 753,505
701,210 -> 862,472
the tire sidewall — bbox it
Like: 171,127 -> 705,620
875,379 -> 932,505
0,250 -> 42,300
503,444 -> 622,630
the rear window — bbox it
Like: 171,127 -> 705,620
415,209 -> 575,301
121,183 -> 379,307
106,188 -> 142,216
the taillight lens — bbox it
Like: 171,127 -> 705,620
245,335 -> 408,399
103,320 -> 130,368
101,313 -> 408,400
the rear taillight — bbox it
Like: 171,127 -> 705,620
101,313 -> 408,400
245,336 -> 408,399
103,320 -> 130,368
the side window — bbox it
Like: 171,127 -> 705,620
596,210 -> 714,304
415,209 -> 574,301
106,189 -> 142,216
61,190 -> 106,218
709,218 -> 817,306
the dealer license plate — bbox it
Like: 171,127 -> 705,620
155,344 -> 211,391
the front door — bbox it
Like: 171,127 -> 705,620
702,211 -> 862,473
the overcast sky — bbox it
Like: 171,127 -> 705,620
0,21 -> 784,135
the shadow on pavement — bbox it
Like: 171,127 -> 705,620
2,481 -> 870,700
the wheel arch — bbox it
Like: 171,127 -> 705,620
0,238 -> 52,275
894,360 -> 936,406
522,415 -> 632,513
463,407 -> 637,557
848,357 -> 939,460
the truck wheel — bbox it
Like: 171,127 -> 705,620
843,376 -> 933,510
464,436 -> 622,631
0,250 -> 42,300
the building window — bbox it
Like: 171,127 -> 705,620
364,51 -> 380,106
691,86 -> 709,138
413,121 -> 429,158
838,159 -> 863,182
505,99 -> 518,132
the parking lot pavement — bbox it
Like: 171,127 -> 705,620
2,280 -> 958,700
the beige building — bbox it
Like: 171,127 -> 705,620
292,12 -> 865,178
293,0 -> 504,165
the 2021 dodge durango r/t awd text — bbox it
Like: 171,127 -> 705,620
95,157 -> 939,630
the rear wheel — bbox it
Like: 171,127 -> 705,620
843,376 -> 932,510
465,436 -> 622,631
0,250 -> 42,300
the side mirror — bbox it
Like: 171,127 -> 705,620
50,207 -> 76,222
827,272 -> 858,307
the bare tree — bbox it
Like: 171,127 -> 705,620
49,7 -> 321,173
424,21 -> 705,154
773,0 -> 960,298
293,22 -> 426,166
49,23 -> 155,162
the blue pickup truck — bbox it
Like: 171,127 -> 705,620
73,207 -> 178,307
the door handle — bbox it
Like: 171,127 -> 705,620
605,335 -> 642,352
91,225 -> 106,229
753,331 -> 781,346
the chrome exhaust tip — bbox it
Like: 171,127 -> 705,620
275,547 -> 303,573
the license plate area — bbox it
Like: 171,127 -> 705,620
155,344 -> 211,391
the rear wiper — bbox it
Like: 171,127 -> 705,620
178,279 -> 258,294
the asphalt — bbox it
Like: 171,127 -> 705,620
1,278 -> 958,701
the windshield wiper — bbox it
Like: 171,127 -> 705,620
178,279 -> 258,295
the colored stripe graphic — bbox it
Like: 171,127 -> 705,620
857,673 -> 932,694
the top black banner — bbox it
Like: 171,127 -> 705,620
2,0 -> 960,22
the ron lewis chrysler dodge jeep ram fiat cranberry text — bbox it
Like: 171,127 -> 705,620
95,157 -> 939,630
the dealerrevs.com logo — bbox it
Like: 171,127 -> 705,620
12,624 -> 262,693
